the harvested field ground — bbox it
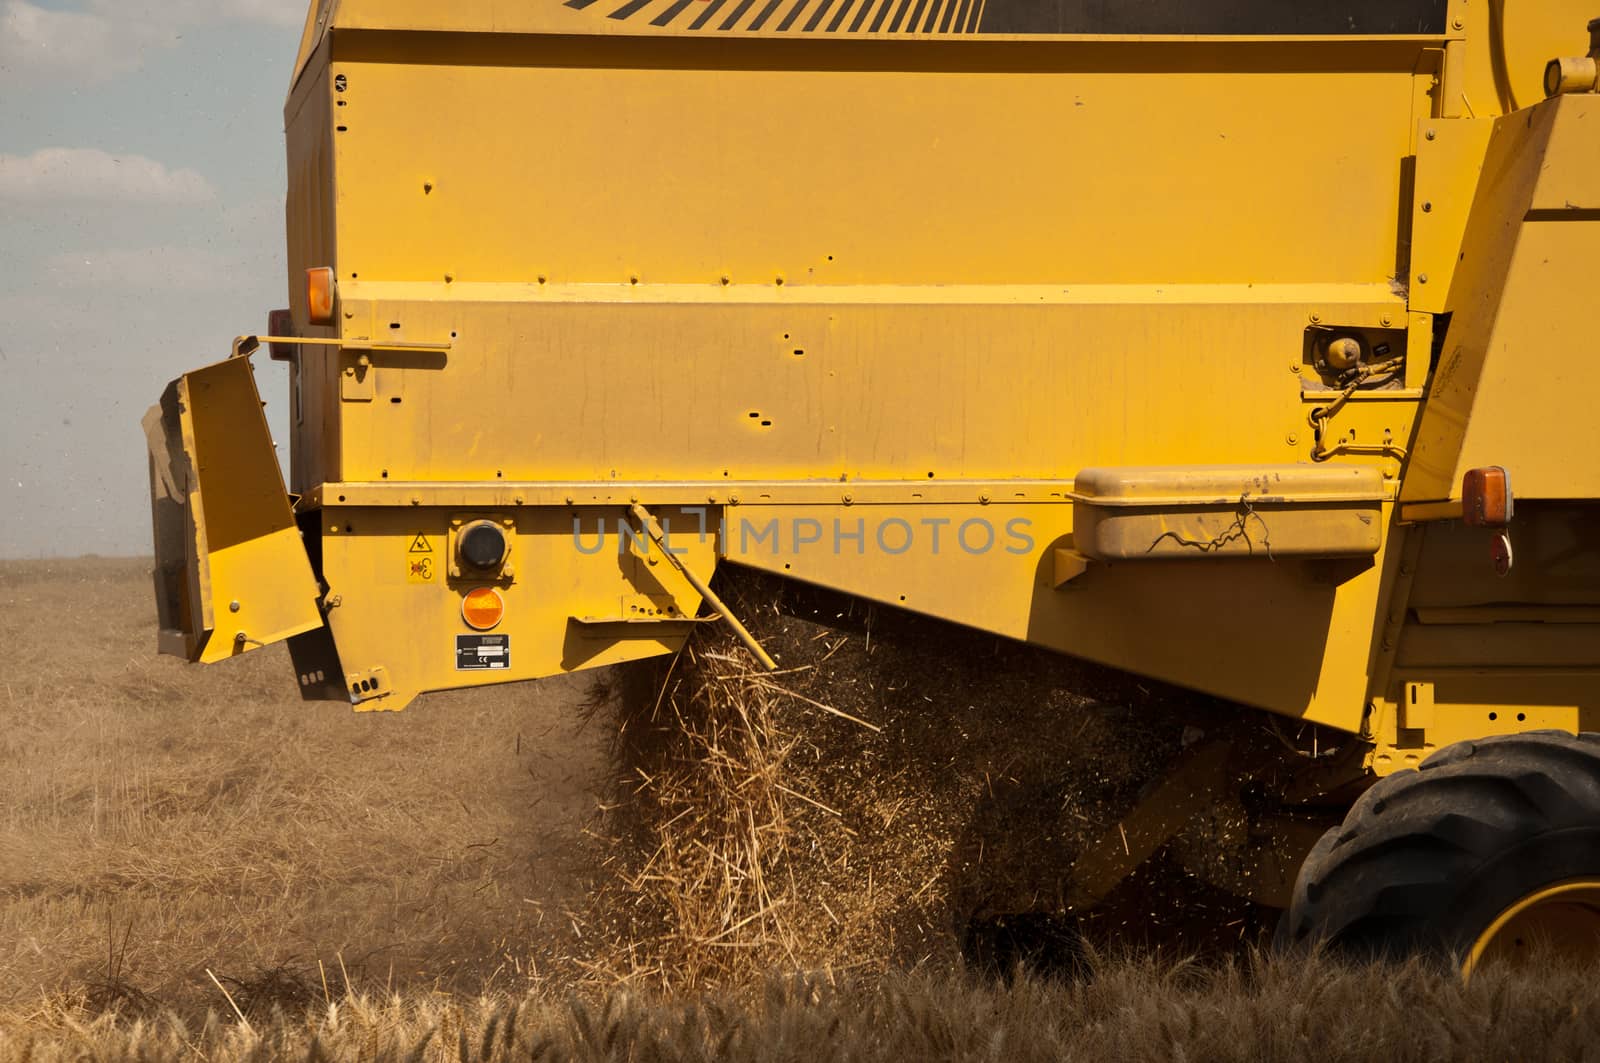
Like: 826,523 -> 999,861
1,558 -> 602,1016
2,558 -> 1594,1060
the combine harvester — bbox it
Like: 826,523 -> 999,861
146,0 -> 1600,972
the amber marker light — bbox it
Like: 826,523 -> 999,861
307,266 -> 337,325
1463,466 -> 1513,528
461,587 -> 505,631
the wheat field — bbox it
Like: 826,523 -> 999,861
3,558 -> 1598,1061
0,558 -> 604,1018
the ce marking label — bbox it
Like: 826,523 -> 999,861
456,634 -> 510,670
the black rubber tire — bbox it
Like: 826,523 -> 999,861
1278,730 -> 1600,962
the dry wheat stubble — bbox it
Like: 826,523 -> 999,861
4,559 -> 1597,1061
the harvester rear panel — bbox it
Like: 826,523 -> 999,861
146,0 -> 1600,963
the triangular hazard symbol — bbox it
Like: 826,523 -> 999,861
409,534 -> 433,554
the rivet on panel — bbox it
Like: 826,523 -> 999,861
1418,274 -> 1429,284
1425,128 -> 1437,140
1421,201 -> 1433,213
1308,312 -> 1321,324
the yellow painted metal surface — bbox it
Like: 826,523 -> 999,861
1366,504 -> 1600,772
727,499 -> 1399,729
1408,117 -> 1495,313
145,356 -> 323,664
1406,94 -> 1600,503
1071,465 -> 1385,560
316,505 -> 713,711
147,3 -> 1600,731
323,285 -> 1407,485
1462,879 -> 1600,979
329,43 -> 1420,288
1457,0 -> 1598,119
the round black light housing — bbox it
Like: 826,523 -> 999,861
459,521 -> 508,570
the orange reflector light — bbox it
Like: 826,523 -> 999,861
1463,466 -> 1513,528
307,266 -> 336,325
461,587 -> 505,631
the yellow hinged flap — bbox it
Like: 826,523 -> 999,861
145,354 -> 324,663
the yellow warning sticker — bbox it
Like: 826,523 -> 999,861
407,533 -> 435,584
407,556 -> 435,584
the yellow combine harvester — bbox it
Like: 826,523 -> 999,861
146,0 -> 1600,969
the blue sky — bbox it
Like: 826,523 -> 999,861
0,0 -> 306,556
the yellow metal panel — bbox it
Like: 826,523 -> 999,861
284,51 -> 342,494
326,39 -> 1424,288
253,8 -> 1600,740
1407,95 -> 1600,502
147,355 -> 323,663
325,286 -> 1409,485
318,505 -> 714,709
1409,117 -> 1493,313
1371,672 -> 1598,774
724,500 -> 1395,731
200,528 -> 328,664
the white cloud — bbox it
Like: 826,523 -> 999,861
0,148 -> 216,204
0,1 -> 156,81
43,245 -> 239,292
0,0 -> 306,84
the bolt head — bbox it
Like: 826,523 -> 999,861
1418,273 -> 1429,284
1425,128 -> 1437,141
229,600 -> 241,613
1287,433 -> 1299,445
1309,312 -> 1321,324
